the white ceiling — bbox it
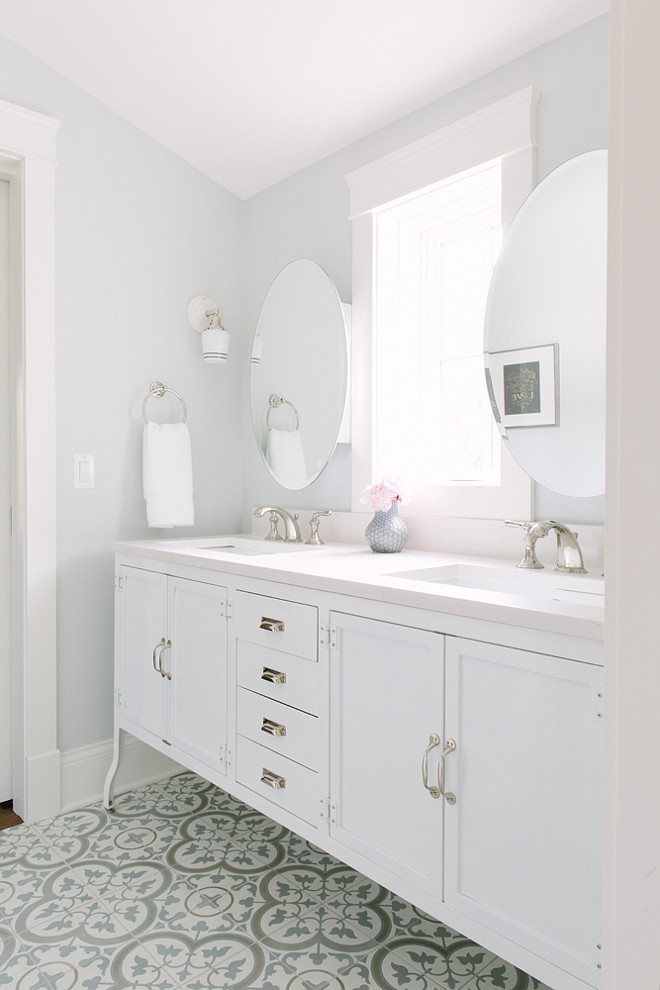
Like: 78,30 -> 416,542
0,0 -> 608,199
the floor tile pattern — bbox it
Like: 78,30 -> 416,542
0,772 -> 551,989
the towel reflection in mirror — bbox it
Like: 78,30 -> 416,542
265,394 -> 307,490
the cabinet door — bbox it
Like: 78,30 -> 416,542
166,577 -> 228,773
117,566 -> 167,738
444,638 -> 603,986
329,612 -> 445,895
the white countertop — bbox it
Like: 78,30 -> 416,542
115,535 -> 604,642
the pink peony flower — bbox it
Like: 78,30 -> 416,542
360,476 -> 410,512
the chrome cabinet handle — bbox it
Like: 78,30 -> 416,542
438,738 -> 456,805
261,768 -> 286,789
261,666 -> 287,685
152,638 -> 172,680
422,734 -> 441,799
160,640 -> 172,680
152,637 -> 166,675
259,616 -> 285,633
261,717 -> 286,738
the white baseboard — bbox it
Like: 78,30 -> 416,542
60,736 -> 183,813
25,748 -> 61,823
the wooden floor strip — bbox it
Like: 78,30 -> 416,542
0,802 -> 23,830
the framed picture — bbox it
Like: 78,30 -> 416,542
485,344 -> 559,428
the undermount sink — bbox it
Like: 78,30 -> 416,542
158,535 -> 325,556
391,563 -> 604,608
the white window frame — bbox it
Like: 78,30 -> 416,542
346,87 -> 538,517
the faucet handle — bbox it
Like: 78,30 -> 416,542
265,511 -> 283,542
505,519 -> 533,533
305,510 -> 331,546
505,519 -> 545,570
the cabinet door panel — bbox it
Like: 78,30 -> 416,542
168,578 -> 228,772
118,567 -> 167,737
330,612 -> 444,894
444,638 -> 602,985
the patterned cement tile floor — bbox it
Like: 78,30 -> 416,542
0,771 -> 551,990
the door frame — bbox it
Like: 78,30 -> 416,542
0,97 -> 60,822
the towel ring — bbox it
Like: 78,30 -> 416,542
266,394 -> 299,431
142,382 -> 188,424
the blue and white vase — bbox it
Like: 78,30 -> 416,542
365,499 -> 408,553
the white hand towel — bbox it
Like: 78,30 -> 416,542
266,428 -> 308,489
143,421 -> 194,528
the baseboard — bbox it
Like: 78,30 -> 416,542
60,736 -> 183,813
25,748 -> 61,823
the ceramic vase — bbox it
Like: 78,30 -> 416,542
365,499 -> 408,553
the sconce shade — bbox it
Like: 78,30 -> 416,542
201,327 -> 230,363
187,294 -> 230,363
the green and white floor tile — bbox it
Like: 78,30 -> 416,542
0,771 -> 551,990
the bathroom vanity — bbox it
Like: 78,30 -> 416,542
105,536 -> 604,990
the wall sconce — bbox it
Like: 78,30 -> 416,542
187,295 -> 230,363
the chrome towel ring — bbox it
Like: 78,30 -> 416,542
266,393 -> 299,430
142,382 -> 188,424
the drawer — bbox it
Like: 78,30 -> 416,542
237,641 -> 320,715
237,687 -> 320,770
236,735 -> 319,827
235,591 -> 318,661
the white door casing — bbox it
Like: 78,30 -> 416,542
0,177 -> 11,803
0,98 -> 59,822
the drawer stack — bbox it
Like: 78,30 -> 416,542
234,590 -> 320,825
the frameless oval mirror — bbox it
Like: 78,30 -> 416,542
250,259 -> 348,490
484,150 -> 607,498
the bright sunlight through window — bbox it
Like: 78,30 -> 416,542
373,160 -> 503,492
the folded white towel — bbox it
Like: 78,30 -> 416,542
143,421 -> 194,528
266,428 -> 308,489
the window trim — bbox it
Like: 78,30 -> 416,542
346,88 -> 538,516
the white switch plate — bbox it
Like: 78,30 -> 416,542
74,454 -> 94,489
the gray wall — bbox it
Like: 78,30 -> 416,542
0,14 -> 608,756
0,34 -> 245,752
242,15 -> 609,527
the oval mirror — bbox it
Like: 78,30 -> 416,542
484,150 -> 607,498
250,259 -> 348,490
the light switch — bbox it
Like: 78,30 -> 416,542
74,454 -> 94,489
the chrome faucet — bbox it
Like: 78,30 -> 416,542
254,506 -> 302,543
506,519 -> 586,574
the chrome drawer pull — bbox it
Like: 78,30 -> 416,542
261,717 -> 287,738
261,666 -> 287,685
261,768 -> 286,789
421,733 -> 441,799
260,616 -> 285,633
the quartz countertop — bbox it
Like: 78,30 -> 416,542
115,535 -> 604,642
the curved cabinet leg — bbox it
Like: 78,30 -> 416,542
103,727 -> 124,812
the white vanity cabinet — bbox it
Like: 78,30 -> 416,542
114,565 -> 229,775
107,544 -> 604,990
326,614 -> 603,989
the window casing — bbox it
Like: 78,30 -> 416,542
346,88 -> 537,517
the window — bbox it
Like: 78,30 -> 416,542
347,88 -> 537,517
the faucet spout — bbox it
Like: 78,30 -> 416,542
541,521 -> 586,574
505,518 -> 587,573
254,506 -> 302,543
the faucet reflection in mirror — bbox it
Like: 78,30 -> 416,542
186,294 -> 231,363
